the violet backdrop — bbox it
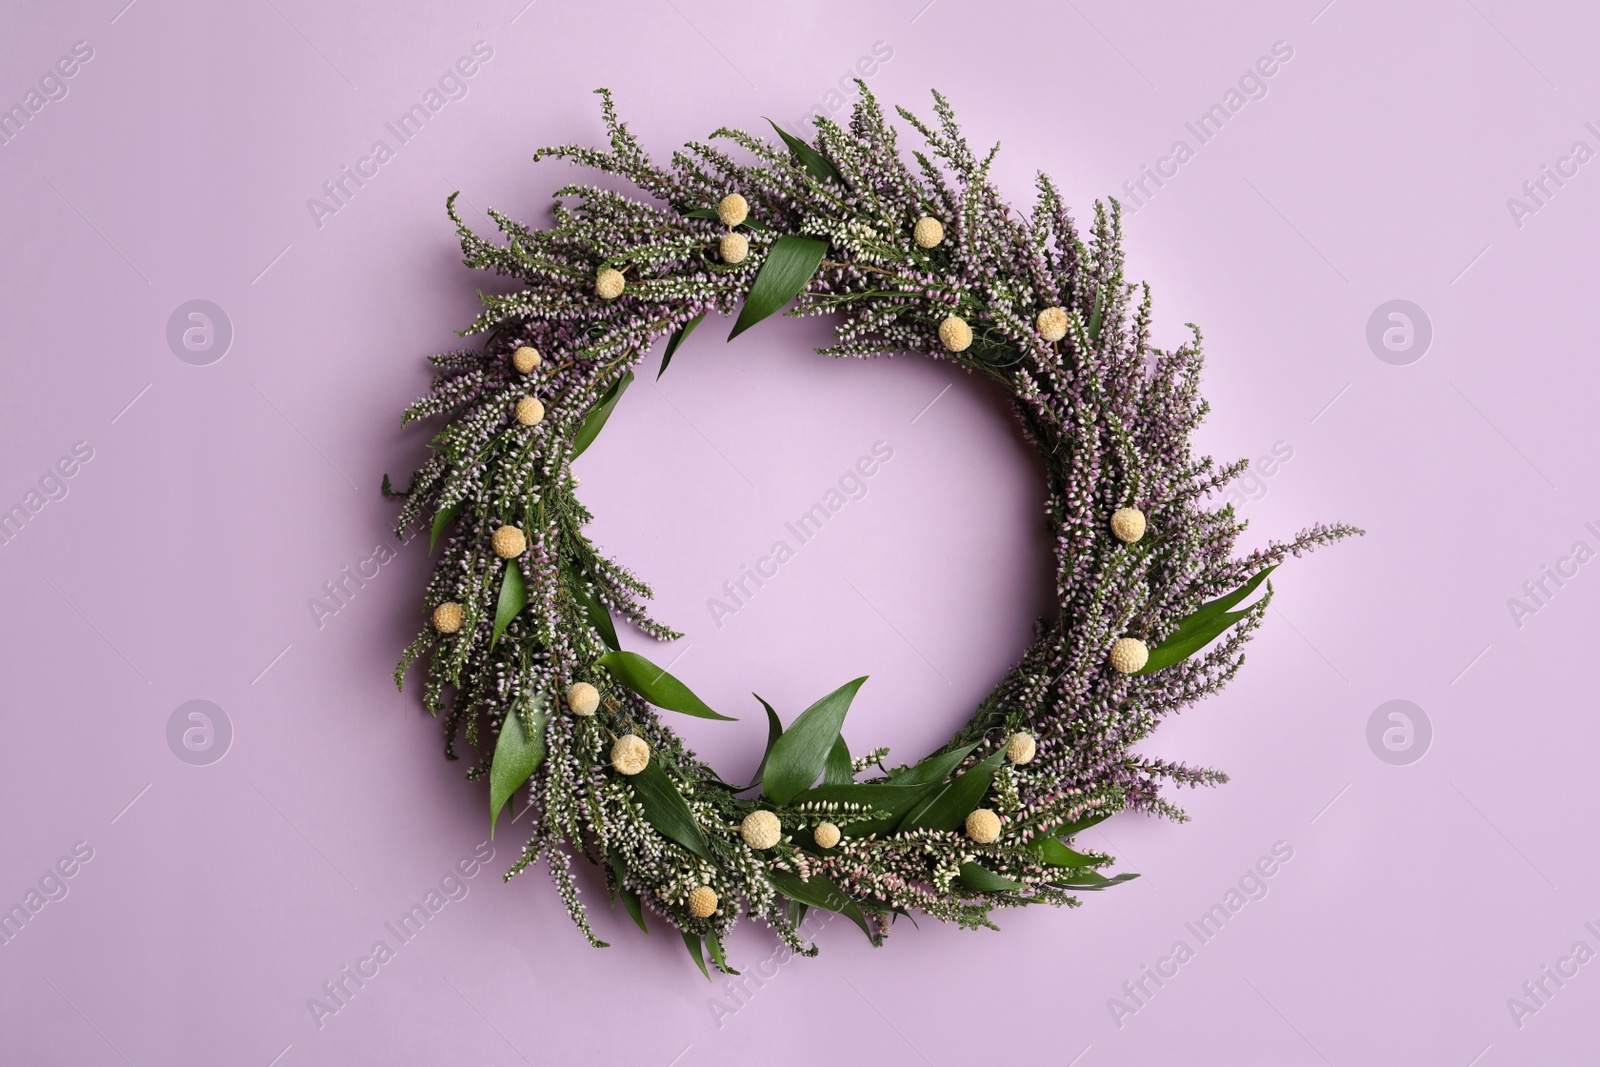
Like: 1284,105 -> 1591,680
1,1 -> 1593,1064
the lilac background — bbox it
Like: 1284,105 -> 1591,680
1,0 -> 1594,1063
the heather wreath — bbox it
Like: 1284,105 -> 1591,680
383,84 -> 1357,975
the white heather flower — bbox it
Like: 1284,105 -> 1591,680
938,315 -> 973,352
566,682 -> 600,717
511,346 -> 541,373
719,232 -> 749,264
1037,307 -> 1068,342
965,808 -> 1001,844
740,810 -> 782,849
431,602 -> 464,633
717,193 -> 749,227
514,397 -> 545,426
610,734 -> 649,775
595,268 -> 625,300
1109,637 -> 1149,674
491,525 -> 526,559
813,822 -> 841,849
913,216 -> 944,248
1111,507 -> 1147,544
1006,732 -> 1036,765
687,885 -> 719,917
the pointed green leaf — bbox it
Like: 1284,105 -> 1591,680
657,313 -> 704,380
705,929 -> 738,974
1054,871 -> 1140,891
628,758 -> 712,860
899,750 -> 1006,833
488,695 -> 547,837
958,863 -> 1027,893
491,562 -> 527,649
1087,294 -> 1104,343
1029,837 -> 1097,868
893,744 -> 979,787
728,235 -> 828,340
595,650 -> 736,721
682,207 -> 720,220
1052,808 -> 1115,839
619,887 -> 647,933
580,584 -> 620,651
430,503 -> 461,553
570,370 -> 634,459
682,930 -> 710,980
787,899 -> 808,929
823,735 -> 853,786
765,119 -> 843,184
762,676 -> 868,804
743,695 -> 784,790
1137,567 -> 1276,674
767,870 -> 876,943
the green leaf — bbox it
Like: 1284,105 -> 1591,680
1052,808 -> 1115,839
893,744 -> 979,787
682,931 -> 710,980
823,735 -> 853,786
490,562 -> 527,649
844,745 -> 980,838
767,870 -> 875,943
628,759 -> 712,860
570,370 -> 634,460
1087,290 -> 1104,343
762,676 -> 867,804
682,207 -> 720,220
787,899 -> 808,929
1054,871 -> 1140,891
488,695 -> 547,838
958,863 -> 1027,893
705,929 -> 737,974
580,584 -> 620,651
1137,566 -> 1276,674
657,313 -> 704,380
765,119 -> 843,184
743,695 -> 784,790
619,887 -> 647,933
430,503 -> 461,553
899,750 -> 1006,833
595,650 -> 736,721
1029,837 -> 1098,868
728,235 -> 828,340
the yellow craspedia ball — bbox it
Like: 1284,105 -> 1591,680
913,216 -> 944,248
1109,637 -> 1149,674
740,810 -> 782,850
1006,732 -> 1036,765
566,682 -> 600,717
687,885 -> 719,918
719,232 -> 749,265
717,193 -> 749,227
938,315 -> 973,353
514,397 -> 545,426
431,602 -> 464,634
610,734 -> 650,775
1037,306 -> 1069,343
595,267 -> 625,300
965,808 -> 1002,844
1111,507 -> 1147,544
813,822 -> 841,849
491,525 -> 525,559
511,346 -> 541,373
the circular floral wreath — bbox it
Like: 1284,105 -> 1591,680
385,86 -> 1357,976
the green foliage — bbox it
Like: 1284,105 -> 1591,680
596,650 -> 736,721
489,695 -> 546,837
728,235 -> 829,339
762,676 -> 867,804
1138,566 -> 1276,674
